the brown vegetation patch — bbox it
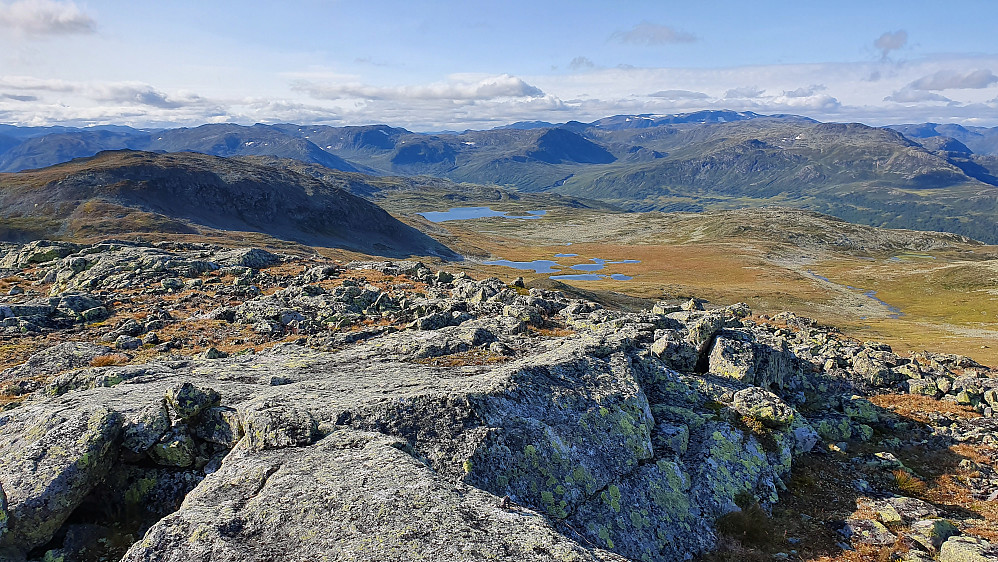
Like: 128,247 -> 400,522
0,337 -> 59,371
892,469 -> 927,497
529,325 -> 575,338
867,394 -> 982,423
90,353 -> 132,367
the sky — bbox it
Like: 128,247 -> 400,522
0,0 -> 997,130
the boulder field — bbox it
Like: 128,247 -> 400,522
0,240 -> 995,561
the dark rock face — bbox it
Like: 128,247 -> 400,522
0,241 -> 995,561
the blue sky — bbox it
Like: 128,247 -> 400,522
1,0 -> 997,129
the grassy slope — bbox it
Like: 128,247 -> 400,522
401,205 -> 998,366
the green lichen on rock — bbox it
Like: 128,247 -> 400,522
463,350 -> 657,523
165,382 -> 220,421
842,395 -> 880,423
122,400 -> 172,453
191,406 -> 243,447
0,405 -> 122,554
124,476 -> 159,505
241,405 -> 318,451
813,414 -> 853,442
732,387 -> 795,428
570,460 -> 701,561
120,430 -> 622,562
148,430 -> 197,468
938,535 -> 995,562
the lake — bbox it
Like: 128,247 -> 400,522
419,207 -> 547,223
483,254 -> 641,282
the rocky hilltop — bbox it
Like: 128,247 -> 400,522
0,240 -> 996,561
0,151 -> 455,258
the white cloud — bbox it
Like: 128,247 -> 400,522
92,84 -> 217,110
782,84 -> 826,98
611,22 -> 696,45
4,55 -> 998,131
292,73 -> 545,101
724,86 -> 764,99
874,30 -> 907,60
771,93 -> 841,111
648,89 -> 709,100
569,56 -> 596,71
0,0 -> 95,36
909,69 -> 998,90
0,75 -> 75,91
884,87 -> 952,103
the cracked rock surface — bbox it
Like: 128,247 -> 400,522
0,240 -> 996,561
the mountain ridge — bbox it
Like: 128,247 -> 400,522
1,112 -> 998,241
0,150 -> 455,258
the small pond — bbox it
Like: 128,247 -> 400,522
483,254 -> 641,282
419,207 -> 547,223
483,259 -> 561,274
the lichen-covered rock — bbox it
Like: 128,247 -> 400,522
121,431 -> 626,562
811,413 -> 853,442
464,350 -> 656,521
906,377 -> 940,396
567,459 -> 708,558
191,406 -> 243,447
685,312 -> 723,355
161,278 -> 184,290
97,465 -> 204,530
0,240 -> 82,269
48,243 -> 216,295
148,428 -> 197,468
733,387 -> 795,428
853,350 -> 903,388
122,400 -> 172,453
650,331 -> 698,371
5,247 -> 990,562
842,395 -> 880,423
241,406 -> 318,451
708,335 -> 755,382
212,248 -> 282,269
861,496 -> 938,526
0,405 -> 122,554
842,517 -> 896,546
165,383 -> 220,421
908,518 -> 959,552
116,335 -> 142,350
939,535 -> 996,561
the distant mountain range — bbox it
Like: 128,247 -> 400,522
0,150 -> 455,258
1,111 -> 997,242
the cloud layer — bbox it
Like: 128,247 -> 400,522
909,69 -> 998,90
292,74 -> 544,101
0,0 -> 94,35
